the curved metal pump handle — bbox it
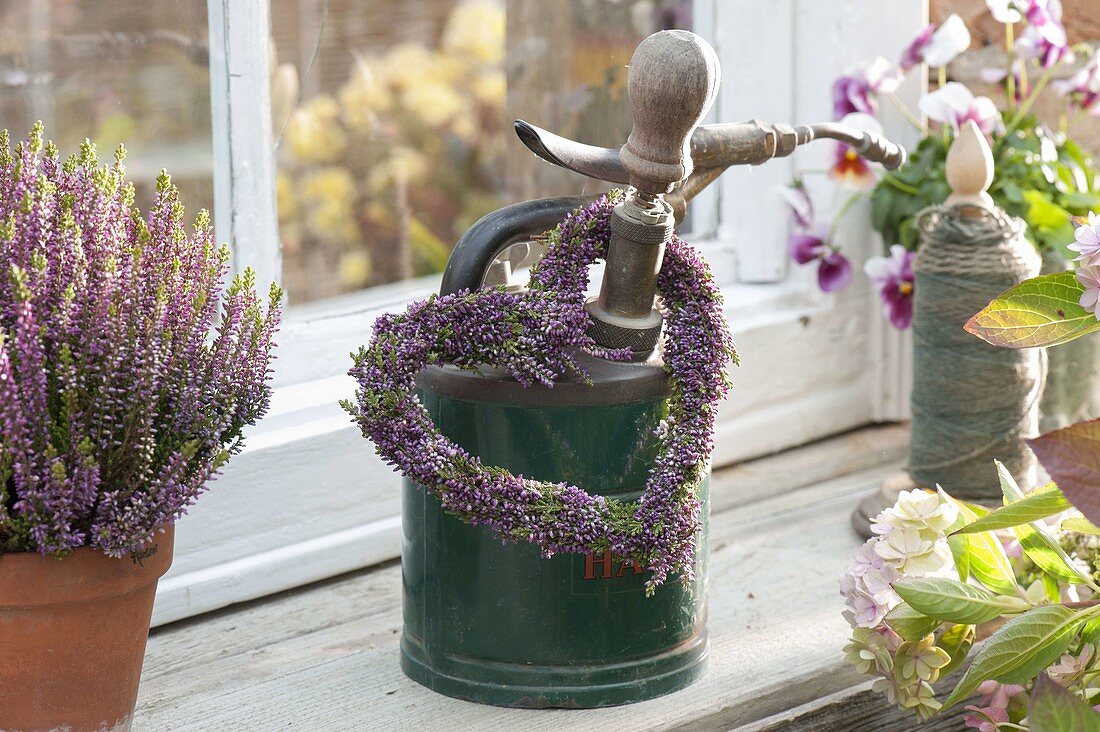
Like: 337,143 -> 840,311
515,118 -> 907,220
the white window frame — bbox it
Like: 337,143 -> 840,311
154,0 -> 926,626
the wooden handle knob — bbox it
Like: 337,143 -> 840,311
618,30 -> 720,195
945,120 -> 995,210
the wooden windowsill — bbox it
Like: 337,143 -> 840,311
135,425 -> 924,730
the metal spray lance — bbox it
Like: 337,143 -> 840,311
506,30 -> 907,356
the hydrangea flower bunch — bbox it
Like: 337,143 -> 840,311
780,1 -> 1099,330
842,464 -> 1100,726
344,191 -> 737,591
0,125 -> 282,557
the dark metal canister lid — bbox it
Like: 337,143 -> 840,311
415,351 -> 670,407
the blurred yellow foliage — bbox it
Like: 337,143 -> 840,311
286,96 -> 347,165
442,1 -> 506,65
298,167 -> 358,245
279,1 -> 508,296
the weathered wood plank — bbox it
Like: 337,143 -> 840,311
741,672 -> 971,732
134,428 -> 907,730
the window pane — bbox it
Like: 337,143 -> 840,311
272,0 -> 690,304
0,1 -> 213,213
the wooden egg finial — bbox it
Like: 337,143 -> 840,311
945,120 -> 995,210
619,30 -> 720,195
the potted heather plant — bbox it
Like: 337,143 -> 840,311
0,125 -> 281,732
779,1 -> 1100,428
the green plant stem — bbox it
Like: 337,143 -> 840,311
881,175 -> 920,195
1006,23 -> 1016,114
828,191 -> 867,243
1068,108 -> 1090,131
887,93 -> 924,132
1006,62 -> 1062,135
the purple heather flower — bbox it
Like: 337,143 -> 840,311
865,245 -> 915,329
919,82 -> 1002,135
1076,264 -> 1100,319
346,191 -> 737,591
777,183 -> 814,230
818,251 -> 853,293
901,15 -> 971,71
832,57 -> 903,118
0,125 -> 282,556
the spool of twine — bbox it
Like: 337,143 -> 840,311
908,204 -> 1044,500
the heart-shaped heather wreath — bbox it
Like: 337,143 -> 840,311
344,190 -> 737,590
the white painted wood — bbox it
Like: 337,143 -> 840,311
785,0 -> 925,423
207,0 -> 280,289
684,0 -> 722,243
715,0 -> 794,283
136,445 -> 904,730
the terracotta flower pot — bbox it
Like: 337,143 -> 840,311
0,526 -> 174,732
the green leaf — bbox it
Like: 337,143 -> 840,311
997,459 -> 1027,503
1063,191 -> 1100,212
884,602 -> 941,642
991,464 -> 1095,586
965,272 -> 1100,349
1029,420 -> 1100,528
938,623 -> 976,677
940,491 -> 1020,596
949,533 -> 971,582
1082,616 -> 1100,645
1063,517 -> 1100,536
943,605 -> 1091,709
1028,673 -> 1100,732
953,482 -> 1071,534
894,577 -> 1028,625
1025,189 -> 1073,230
1017,521 -> 1095,586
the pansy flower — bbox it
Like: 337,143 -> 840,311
919,82 -> 1002,135
830,144 -> 877,190
986,0 -> 1027,23
865,245 -> 915,329
1054,49 -> 1100,116
829,112 -> 885,190
1016,0 -> 1073,69
777,182 -> 814,230
900,14 -> 971,71
832,57 -> 902,118
787,229 -> 852,293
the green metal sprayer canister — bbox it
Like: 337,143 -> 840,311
400,29 -> 908,708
